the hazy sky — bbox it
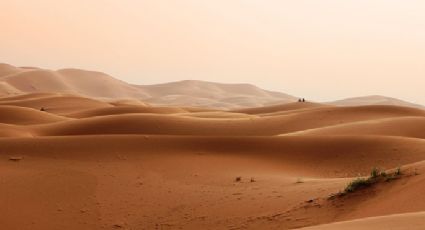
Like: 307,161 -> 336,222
1,0 -> 424,104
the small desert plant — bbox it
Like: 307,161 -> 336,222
295,178 -> 304,184
344,177 -> 372,193
235,176 -> 242,182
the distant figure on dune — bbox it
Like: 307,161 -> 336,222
298,98 -> 306,103
302,98 -> 306,102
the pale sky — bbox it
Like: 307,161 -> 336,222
1,0 -> 424,104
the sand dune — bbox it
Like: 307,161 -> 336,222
0,105 -> 68,125
67,105 -> 188,118
232,102 -> 326,114
0,93 -> 113,114
26,105 -> 425,137
0,66 -> 148,99
0,92 -> 60,101
329,95 -> 425,109
138,80 -> 296,109
179,111 -> 256,119
0,73 -> 425,229
0,64 -> 299,109
0,63 -> 23,77
287,116 -> 425,139
2,63 -> 424,109
108,99 -> 148,106
0,82 -> 21,96
33,114 -> 265,136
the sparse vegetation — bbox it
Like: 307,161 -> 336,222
295,178 -> 304,184
384,167 -> 403,182
235,176 -> 242,182
344,177 -> 373,193
334,166 -> 403,197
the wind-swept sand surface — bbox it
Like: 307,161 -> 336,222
1,92 -> 425,229
299,212 -> 425,230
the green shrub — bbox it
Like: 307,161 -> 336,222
341,166 -> 403,195
344,177 -> 372,193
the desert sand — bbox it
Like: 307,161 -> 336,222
1,64 -> 425,229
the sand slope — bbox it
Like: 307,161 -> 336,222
299,212 -> 425,230
0,123 -> 32,137
1,135 -> 425,230
288,116 -> 425,139
0,105 -> 68,125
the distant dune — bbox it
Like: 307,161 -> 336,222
232,101 -> 327,114
0,64 -> 148,99
0,63 -> 296,109
3,63 -> 422,110
0,93 -> 113,114
137,80 -> 296,109
328,95 -> 424,109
